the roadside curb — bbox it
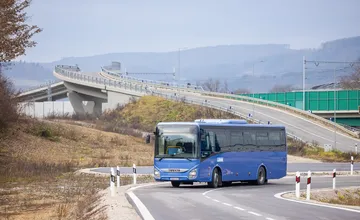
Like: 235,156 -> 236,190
125,182 -> 167,220
286,171 -> 360,176
274,189 -> 360,213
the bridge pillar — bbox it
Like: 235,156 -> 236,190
68,91 -> 104,117
47,85 -> 52,101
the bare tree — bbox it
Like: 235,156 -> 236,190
0,0 -> 42,63
202,78 -> 222,92
339,64 -> 360,90
0,0 -> 41,130
233,88 -> 251,94
220,80 -> 229,93
269,84 -> 295,93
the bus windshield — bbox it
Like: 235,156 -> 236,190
154,124 -> 198,159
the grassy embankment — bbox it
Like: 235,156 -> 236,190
55,96 -> 359,163
0,118 -> 154,220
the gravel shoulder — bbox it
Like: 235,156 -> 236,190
283,186 -> 360,210
96,185 -> 141,220
287,155 -> 322,163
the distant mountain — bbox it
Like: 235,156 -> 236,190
5,36 -> 360,92
3,61 -> 54,90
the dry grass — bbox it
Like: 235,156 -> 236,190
95,96 -> 241,133
300,187 -> 360,206
287,137 -> 360,162
0,118 -> 154,220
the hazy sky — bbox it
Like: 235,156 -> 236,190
19,0 -> 360,63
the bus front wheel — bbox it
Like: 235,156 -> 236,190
208,168 -> 222,188
171,181 -> 180,187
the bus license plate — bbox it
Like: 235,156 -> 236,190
170,178 -> 179,180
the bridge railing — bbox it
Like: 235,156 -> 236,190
54,65 -> 358,139
20,79 -> 62,94
101,66 -> 205,91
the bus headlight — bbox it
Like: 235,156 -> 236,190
154,169 -> 160,178
188,169 -> 197,179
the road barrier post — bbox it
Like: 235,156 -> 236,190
133,163 -> 137,185
117,166 -> 120,187
332,169 -> 336,190
110,167 -> 115,196
306,171 -> 311,200
351,156 -> 354,175
295,171 -> 300,198
355,146 -> 358,154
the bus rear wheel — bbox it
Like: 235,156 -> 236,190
171,181 -> 180,187
255,166 -> 266,185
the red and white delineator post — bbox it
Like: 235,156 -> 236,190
306,171 -> 311,201
295,171 -> 300,198
332,168 -> 336,190
351,156 -> 354,175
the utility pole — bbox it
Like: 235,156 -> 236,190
177,47 -> 188,83
252,60 -> 264,117
333,67 -> 337,150
303,59 -> 360,149
302,56 -> 306,110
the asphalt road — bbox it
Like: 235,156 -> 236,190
90,163 -> 360,175
134,175 -> 360,220
83,71 -> 360,152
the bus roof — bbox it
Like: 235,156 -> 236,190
157,121 -> 285,129
194,119 -> 247,124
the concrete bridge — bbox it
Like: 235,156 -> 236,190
17,63 -> 360,152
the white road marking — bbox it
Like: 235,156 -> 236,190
203,186 -> 278,220
234,206 -> 245,211
274,191 -> 360,213
202,187 -> 223,195
248,211 -> 262,216
127,191 -> 155,220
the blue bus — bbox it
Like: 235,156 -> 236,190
153,119 -> 287,188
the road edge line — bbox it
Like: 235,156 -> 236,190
274,191 -> 360,213
125,182 -> 168,220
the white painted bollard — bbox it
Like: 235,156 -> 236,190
117,166 -> 120,187
355,146 -> 358,154
110,167 -> 115,196
133,163 -> 137,185
306,171 -> 311,201
295,171 -> 300,198
350,156 -> 354,175
332,169 -> 336,190
110,167 -> 115,187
